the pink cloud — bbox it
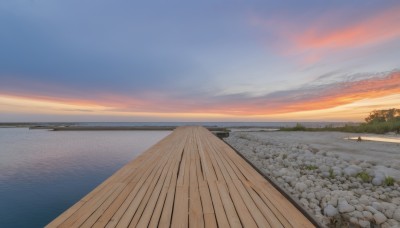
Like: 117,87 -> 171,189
294,7 -> 400,52
2,71 -> 400,118
251,7 -> 400,65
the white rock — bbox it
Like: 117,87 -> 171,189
374,212 -> 387,224
381,222 -> 390,228
300,198 -> 309,207
372,176 -> 385,186
343,165 -> 362,176
366,205 -> 379,214
359,220 -> 370,228
338,199 -> 355,213
330,184 -> 339,191
351,211 -> 363,218
276,168 -> 288,177
315,190 -> 328,201
305,180 -> 313,187
393,208 -> 400,221
387,219 -> 399,227
319,164 -> 330,172
392,197 -> 400,205
355,205 -> 364,211
295,182 -> 307,192
360,162 -> 371,168
372,202 -> 382,211
328,196 -> 339,207
349,217 -> 358,225
363,211 -> 373,220
332,166 -> 343,176
307,192 -> 315,200
324,204 -> 338,217
384,208 -> 394,219
359,195 -> 370,205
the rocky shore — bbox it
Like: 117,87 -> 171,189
225,131 -> 400,227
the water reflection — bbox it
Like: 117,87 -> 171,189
0,128 -> 170,228
347,136 -> 400,144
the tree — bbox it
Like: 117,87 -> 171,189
365,108 -> 400,124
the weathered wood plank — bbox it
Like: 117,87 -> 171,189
47,126 -> 315,228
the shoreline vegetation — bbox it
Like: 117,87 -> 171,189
280,108 -> 400,134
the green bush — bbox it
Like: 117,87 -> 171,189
385,176 -> 395,186
357,172 -> 371,182
279,109 -> 400,134
305,165 -> 318,170
329,168 -> 335,179
280,123 -> 306,131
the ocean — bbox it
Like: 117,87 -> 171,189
0,128 -> 170,228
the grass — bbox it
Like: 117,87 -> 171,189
329,168 -> 335,179
280,123 -> 306,131
280,120 -> 400,134
304,165 -> 318,170
385,176 -> 395,186
357,171 -> 372,183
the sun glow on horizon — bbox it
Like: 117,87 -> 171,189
1,91 -> 399,122
0,1 -> 399,122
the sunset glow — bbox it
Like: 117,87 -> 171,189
1,1 -> 399,122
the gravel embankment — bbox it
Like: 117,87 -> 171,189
225,131 -> 400,228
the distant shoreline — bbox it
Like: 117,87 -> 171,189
30,126 -> 227,131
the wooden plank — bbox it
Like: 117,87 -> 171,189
89,138 -> 179,227
213,140 -> 289,228
171,129 -> 192,227
208,136 -> 273,228
145,160 -> 176,228
189,134 -> 205,228
115,138 -> 179,228
47,126 -> 315,228
214,144 -> 287,228
195,129 -> 230,227
216,182 -> 242,228
158,131 -> 188,228
194,130 -> 218,228
210,129 -> 313,227
106,144 -> 175,228
80,183 -> 127,227
136,134 -> 188,227
201,132 -> 257,228
207,181 -> 231,227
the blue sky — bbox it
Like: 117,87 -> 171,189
1,0 -> 400,121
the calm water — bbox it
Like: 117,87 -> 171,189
0,128 -> 170,228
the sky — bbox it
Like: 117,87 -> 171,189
1,0 -> 400,122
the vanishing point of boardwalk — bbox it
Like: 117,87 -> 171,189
47,126 -> 315,228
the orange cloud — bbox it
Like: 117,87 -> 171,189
232,70 -> 400,115
175,70 -> 400,116
295,8 -> 400,52
252,6 -> 400,65
1,71 -> 400,121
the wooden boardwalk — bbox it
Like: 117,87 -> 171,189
47,126 -> 315,228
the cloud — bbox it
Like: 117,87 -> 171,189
293,7 -> 400,52
251,5 -> 400,65
96,69 -> 400,116
1,70 -> 400,120
151,69 -> 400,115
235,69 -> 400,115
